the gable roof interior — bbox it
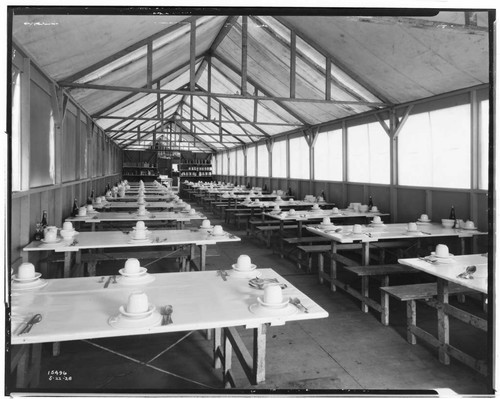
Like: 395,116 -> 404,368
12,10 -> 490,153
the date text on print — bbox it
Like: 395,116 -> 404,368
47,369 -> 73,381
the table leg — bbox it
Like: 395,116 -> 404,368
199,244 -> 207,271
330,241 -> 337,292
437,278 -> 450,365
213,328 -> 222,369
362,242 -> 370,266
253,323 -> 267,384
279,220 -> 285,258
63,252 -> 72,278
297,221 -> 303,239
223,329 -> 233,388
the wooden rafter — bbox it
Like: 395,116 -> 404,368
61,15 -> 201,84
273,16 -> 392,105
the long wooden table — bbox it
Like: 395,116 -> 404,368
398,254 -> 488,374
10,269 -> 328,389
23,229 -> 240,277
66,211 -> 207,231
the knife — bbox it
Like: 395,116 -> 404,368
103,276 -> 112,288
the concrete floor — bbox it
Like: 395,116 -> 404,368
12,199 -> 492,395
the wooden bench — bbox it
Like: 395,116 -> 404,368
255,224 -> 298,247
344,264 -> 421,325
381,282 -> 473,342
296,244 -> 331,273
247,219 -> 282,236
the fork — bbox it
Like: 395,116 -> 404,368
162,305 -> 173,324
289,297 -> 309,313
457,265 -> 477,279
418,257 -> 437,263
217,270 -> 228,281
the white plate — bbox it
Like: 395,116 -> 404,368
249,303 -> 297,316
76,215 -> 91,219
209,232 -> 228,237
319,223 -> 333,228
199,226 -> 212,229
370,221 -> 384,225
118,267 -> 148,277
108,311 -> 162,329
417,219 -> 431,223
128,238 -> 153,244
433,257 -> 456,264
462,226 -> 478,230
119,304 -> 156,319
232,264 -> 257,272
118,273 -> 155,285
257,296 -> 289,308
12,279 -> 48,291
12,272 -> 42,283
41,238 -> 62,244
405,231 -> 423,236
227,269 -> 262,279
431,252 -> 455,259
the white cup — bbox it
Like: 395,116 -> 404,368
420,214 -> 429,222
78,207 -> 87,216
331,207 -> 339,214
185,204 -> 191,210
289,198 -> 294,203
352,224 -> 362,234
87,204 -> 94,211
276,196 -> 282,201
134,229 -> 146,239
465,220 -> 475,229
263,284 -> 283,304
95,197 -> 102,204
138,205 -> 146,215
407,222 -> 418,232
360,205 -> 369,213
126,291 -> 149,314
18,262 -> 36,279
124,258 -> 141,274
322,217 -> 331,225
254,199 -> 260,203
44,228 -> 58,242
63,221 -> 73,231
371,206 -> 378,212
372,216 -> 382,224
136,221 -> 146,230
213,225 -> 224,235
189,209 -> 196,215
312,204 -> 320,210
201,219 -> 211,228
273,205 -> 280,211
289,209 -> 296,215
236,254 -> 252,270
137,198 -> 145,205
435,244 -> 450,258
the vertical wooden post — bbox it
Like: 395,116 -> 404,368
21,57 -> 31,191
325,57 -> 331,101
207,57 -> 212,119
437,279 -> 450,365
190,20 -> 196,92
241,16 -> 248,96
253,88 -> 258,123
147,41 -> 153,89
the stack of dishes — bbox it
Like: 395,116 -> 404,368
109,291 -> 161,329
128,221 -> 152,243
12,262 -> 47,290
228,255 -> 261,278
369,216 -> 385,228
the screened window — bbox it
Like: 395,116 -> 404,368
30,81 -> 55,188
62,110 -> 77,182
272,140 -> 287,178
398,104 -> 471,189
257,144 -> 269,177
314,128 -> 343,181
289,136 -> 309,179
347,121 -> 389,184
229,151 -> 236,175
246,146 -> 256,176
236,149 -> 245,176
478,99 -> 489,190
79,118 -> 87,178
12,67 -> 21,191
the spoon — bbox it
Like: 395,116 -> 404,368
289,298 -> 309,313
164,305 -> 173,324
19,314 -> 42,335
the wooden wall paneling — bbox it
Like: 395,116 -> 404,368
368,186 -> 392,217
346,184 -> 364,204
432,190 -> 470,222
11,197 -> 22,262
396,188 -> 426,223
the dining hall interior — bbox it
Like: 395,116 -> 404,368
2,4 -> 498,397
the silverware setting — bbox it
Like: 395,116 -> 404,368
161,305 -> 173,325
418,257 -> 437,263
70,239 -> 79,246
217,270 -> 229,281
103,276 -> 112,288
19,314 -> 42,335
289,297 -> 308,313
249,278 -> 287,290
457,265 -> 477,279
97,276 -> 105,283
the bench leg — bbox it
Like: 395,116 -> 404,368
330,245 -> 337,292
380,275 -> 390,326
317,253 -> 324,276
318,253 -> 324,284
437,279 -> 450,365
361,276 -> 369,313
407,300 -> 417,344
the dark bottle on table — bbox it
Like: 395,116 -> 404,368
263,184 -> 268,192
449,205 -> 456,220
72,198 -> 79,217
34,222 -> 43,241
368,196 -> 373,210
87,189 -> 95,205
41,210 -> 48,229
287,187 -> 293,197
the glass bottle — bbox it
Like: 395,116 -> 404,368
41,210 -> 48,229
320,190 -> 326,203
449,205 -> 456,220
368,196 -> 373,210
72,198 -> 79,217
287,187 -> 293,197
